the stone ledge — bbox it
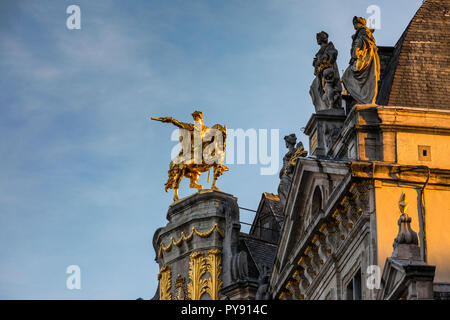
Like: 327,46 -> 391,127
167,189 -> 237,222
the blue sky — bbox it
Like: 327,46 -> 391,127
0,0 -> 422,299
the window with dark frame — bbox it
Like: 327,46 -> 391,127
346,269 -> 362,300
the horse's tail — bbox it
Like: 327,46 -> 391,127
165,162 -> 178,191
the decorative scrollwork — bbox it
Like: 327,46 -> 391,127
158,265 -> 172,300
187,251 -> 208,300
206,249 -> 223,300
174,274 -> 188,300
279,290 -> 292,300
158,223 -> 225,258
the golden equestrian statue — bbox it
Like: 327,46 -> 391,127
151,111 -> 229,202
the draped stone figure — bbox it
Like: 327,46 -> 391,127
277,134 -> 307,209
278,134 -> 297,208
255,264 -> 271,300
309,31 -> 342,112
342,16 -> 381,105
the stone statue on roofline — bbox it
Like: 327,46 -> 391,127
342,16 -> 381,105
255,264 -> 272,300
309,31 -> 343,112
277,134 -> 307,209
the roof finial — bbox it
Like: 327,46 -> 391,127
394,193 -> 419,248
398,192 -> 408,214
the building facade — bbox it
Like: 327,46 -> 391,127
153,0 -> 450,300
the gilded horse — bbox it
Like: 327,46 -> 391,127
152,111 -> 229,201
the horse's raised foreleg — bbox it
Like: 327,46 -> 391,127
211,164 -> 229,191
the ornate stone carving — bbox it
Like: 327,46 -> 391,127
158,223 -> 224,258
320,221 -> 339,254
158,265 -> 172,300
305,244 -> 322,274
278,134 -> 307,208
169,250 -> 223,301
206,249 -> 223,300
324,123 -> 342,150
293,267 -> 309,292
342,17 -> 381,104
187,251 -> 208,300
312,233 -> 330,265
278,290 -> 292,300
255,264 -> 271,300
220,197 -> 249,287
285,279 -> 301,299
230,251 -> 249,282
174,274 -> 187,300
297,255 -> 316,284
309,31 -> 343,112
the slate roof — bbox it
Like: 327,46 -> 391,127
262,193 -> 285,225
377,0 -> 450,109
249,192 -> 285,238
240,233 -> 279,274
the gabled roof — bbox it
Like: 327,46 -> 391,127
249,192 -> 284,236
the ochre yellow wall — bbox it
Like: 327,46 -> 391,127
396,132 -> 450,168
375,185 -> 421,270
375,184 -> 450,282
424,189 -> 450,282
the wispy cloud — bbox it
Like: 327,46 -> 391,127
0,0 -> 423,299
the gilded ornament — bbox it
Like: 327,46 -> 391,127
174,274 -> 187,300
158,223 -> 225,258
187,251 -> 208,300
158,265 -> 172,300
206,249 -> 223,300
152,111 -> 229,202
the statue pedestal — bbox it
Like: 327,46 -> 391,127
304,109 -> 346,157
153,190 -> 241,300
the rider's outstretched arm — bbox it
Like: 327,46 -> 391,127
153,117 -> 193,130
165,117 -> 185,128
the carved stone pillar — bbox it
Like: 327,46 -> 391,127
304,110 -> 346,158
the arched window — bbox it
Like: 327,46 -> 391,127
312,186 -> 322,214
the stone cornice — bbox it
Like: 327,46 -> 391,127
272,175 -> 371,299
350,161 -> 450,186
